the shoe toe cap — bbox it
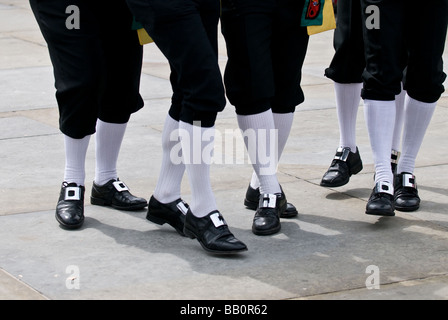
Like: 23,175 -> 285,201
252,213 -> 281,235
321,171 -> 348,186
395,197 -> 420,211
56,207 -> 84,228
214,237 -> 248,252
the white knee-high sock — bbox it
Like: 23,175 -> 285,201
392,88 -> 406,152
273,112 -> 294,160
237,110 -> 281,195
335,82 -> 363,152
398,95 -> 436,174
249,171 -> 261,189
179,121 -> 217,218
153,115 -> 186,203
64,134 -> 91,186
249,112 -> 294,190
94,119 -> 127,185
364,99 -> 396,184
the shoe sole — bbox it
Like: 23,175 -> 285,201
90,197 -> 147,211
395,205 -> 419,212
320,162 -> 363,188
183,227 -> 247,255
252,224 -> 281,236
55,214 -> 84,230
244,198 -> 258,210
365,209 -> 395,217
320,178 -> 349,188
146,213 -> 185,237
244,199 -> 298,218
282,207 -> 298,218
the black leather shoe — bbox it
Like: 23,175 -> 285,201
366,181 -> 395,216
320,147 -> 363,187
56,182 -> 85,229
244,185 -> 298,218
146,195 -> 189,236
90,179 -> 147,211
183,210 -> 248,254
394,172 -> 420,212
252,193 -> 286,235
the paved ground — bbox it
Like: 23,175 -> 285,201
1,1 -> 448,301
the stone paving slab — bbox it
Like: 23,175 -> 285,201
1,179 -> 447,300
1,0 -> 447,301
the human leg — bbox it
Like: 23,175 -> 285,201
89,0 -> 147,211
394,1 -> 447,212
29,0 -> 104,228
361,0 -> 406,216
221,2 -> 286,235
321,0 -> 365,187
127,0 -> 246,252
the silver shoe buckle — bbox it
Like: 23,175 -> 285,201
64,187 -> 81,200
391,149 -> 400,164
176,201 -> 189,215
260,194 -> 277,208
375,181 -> 394,196
402,173 -> 416,188
113,181 -> 129,192
210,212 -> 227,228
334,147 -> 350,162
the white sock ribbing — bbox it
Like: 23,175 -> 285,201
94,119 -> 126,185
364,99 -> 396,184
335,82 -> 363,152
237,110 -> 281,194
153,115 -> 186,203
273,112 -> 294,157
249,112 -> 294,190
179,121 -> 217,218
398,95 -> 436,174
64,134 -> 90,186
392,88 -> 406,152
